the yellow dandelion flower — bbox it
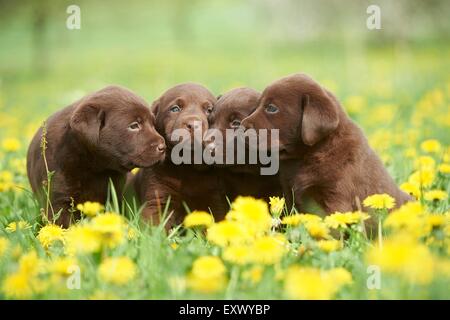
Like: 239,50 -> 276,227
400,182 -> 421,198
269,196 -> 285,216
324,211 -> 370,229
49,257 -> 78,276
249,235 -> 287,265
131,168 -> 139,175
191,256 -> 226,279
187,256 -> 227,293
426,214 -> 447,229
284,266 -> 352,300
420,139 -> 441,154
0,170 -> 13,182
0,170 -> 14,192
281,214 -> 301,226
324,268 -> 353,287
47,257 -> 79,292
76,201 -> 104,217
0,181 -> 13,192
186,273 -> 227,294
281,213 -> 322,226
223,245 -> 252,265
183,210 -> 214,228
1,138 -> 21,152
305,221 -> 330,239
408,168 -> 435,188
424,189 -> 448,202
384,202 -> 428,237
414,156 -> 436,170
5,220 -> 31,233
366,233 -> 434,284
317,239 -> 342,253
2,272 -> 33,299
363,194 -> 395,210
438,163 -> 450,174
2,250 -> 47,298
37,224 -> 65,249
65,225 -> 101,254
226,196 -> 272,235
98,256 -> 137,285
206,220 -> 251,247
90,212 -> 126,248
18,250 -> 46,277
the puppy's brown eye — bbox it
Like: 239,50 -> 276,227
265,103 -> 279,114
169,105 -> 181,113
230,119 -> 241,128
128,122 -> 141,131
206,106 -> 214,115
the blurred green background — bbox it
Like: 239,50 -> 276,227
0,0 -> 449,142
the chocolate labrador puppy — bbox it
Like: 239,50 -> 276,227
134,83 -> 228,226
27,85 -> 166,227
205,87 -> 282,202
241,74 -> 411,228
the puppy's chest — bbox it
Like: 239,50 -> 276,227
70,171 -> 124,202
179,173 -> 221,197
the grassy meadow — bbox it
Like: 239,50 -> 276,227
0,0 -> 449,299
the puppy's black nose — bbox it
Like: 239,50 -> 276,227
157,143 -> 166,153
184,119 -> 202,132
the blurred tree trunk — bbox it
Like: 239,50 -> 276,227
32,0 -> 49,74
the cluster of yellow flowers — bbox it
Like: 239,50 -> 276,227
363,195 -> 450,287
65,212 -> 137,254
1,206 -> 139,299
181,196 -> 356,298
281,211 -> 369,240
178,182 -> 449,298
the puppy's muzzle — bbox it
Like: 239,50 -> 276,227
182,118 -> 203,133
156,142 -> 166,154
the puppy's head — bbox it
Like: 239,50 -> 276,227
241,73 -> 340,155
205,87 -> 260,162
70,85 -> 166,171
151,83 -> 215,148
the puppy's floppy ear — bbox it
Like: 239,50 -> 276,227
150,99 -> 160,117
300,88 -> 339,146
70,102 -> 105,146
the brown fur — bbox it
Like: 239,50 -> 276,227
241,73 -> 411,231
26,85 -> 166,227
134,83 -> 228,226
206,87 -> 283,202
